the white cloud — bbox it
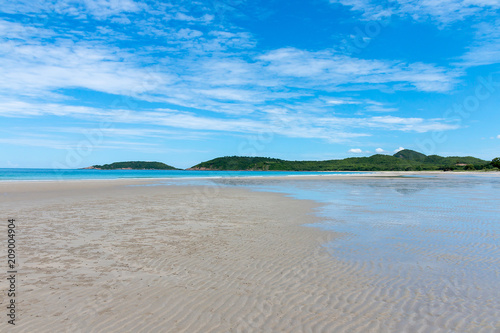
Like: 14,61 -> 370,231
0,0 -> 145,19
0,19 -> 55,40
258,48 -> 459,92
0,101 -> 109,117
0,34 -> 176,100
0,100 -> 462,147
497,134 -> 500,139
364,100 -> 399,112
348,148 -> 363,153
326,99 -> 361,105
394,147 -> 405,153
82,0 -> 144,19
367,116 -> 460,132
0,136 -> 178,153
330,0 -> 500,23
195,88 -> 262,102
174,28 -> 203,40
0,101 -> 356,142
328,1 -> 500,70
174,12 -> 213,22
32,126 -> 212,141
321,98 -> 399,113
460,20 -> 500,67
0,24 -> 264,115
375,148 -> 385,153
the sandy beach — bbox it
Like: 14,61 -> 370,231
1,176 -> 499,332
0,180 -> 342,332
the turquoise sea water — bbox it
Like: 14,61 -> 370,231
0,168 -> 364,181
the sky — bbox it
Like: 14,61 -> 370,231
1,0 -> 499,169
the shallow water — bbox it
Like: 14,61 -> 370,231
0,168 -> 363,181
166,174 -> 500,331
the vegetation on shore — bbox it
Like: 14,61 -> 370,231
492,158 -> 500,169
84,151 -> 499,172
88,161 -> 178,170
189,150 -> 497,172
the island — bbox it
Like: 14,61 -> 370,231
188,149 -> 494,171
84,161 -> 179,170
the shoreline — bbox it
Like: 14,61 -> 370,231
1,170 -> 499,184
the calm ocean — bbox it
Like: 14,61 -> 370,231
0,168 -> 364,181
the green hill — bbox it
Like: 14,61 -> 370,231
88,161 -> 178,170
189,150 -> 492,171
394,149 -> 426,161
188,156 -> 284,171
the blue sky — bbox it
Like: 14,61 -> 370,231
1,0 -> 499,168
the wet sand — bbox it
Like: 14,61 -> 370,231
0,178 -> 499,332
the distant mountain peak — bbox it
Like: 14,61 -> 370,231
393,149 -> 427,161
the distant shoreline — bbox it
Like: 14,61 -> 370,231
2,170 -> 499,184
79,149 -> 498,172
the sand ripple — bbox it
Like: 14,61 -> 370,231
0,178 -> 499,332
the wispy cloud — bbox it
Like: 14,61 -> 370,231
330,0 -> 500,23
0,28 -> 173,100
24,126 -> 213,141
258,48 -> 459,92
0,14 -> 461,133
0,101 -> 461,145
460,20 -> 500,67
325,98 -> 362,105
367,116 -> 459,132
0,0 -> 146,21
364,100 -> 399,113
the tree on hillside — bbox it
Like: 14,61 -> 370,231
492,157 -> 500,169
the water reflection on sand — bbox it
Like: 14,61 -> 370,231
156,174 -> 500,331
223,175 -> 500,331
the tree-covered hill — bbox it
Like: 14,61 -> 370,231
189,150 -> 493,171
87,161 -> 178,170
394,149 -> 426,161
188,156 -> 285,171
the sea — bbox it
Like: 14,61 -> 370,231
0,168 -> 364,181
